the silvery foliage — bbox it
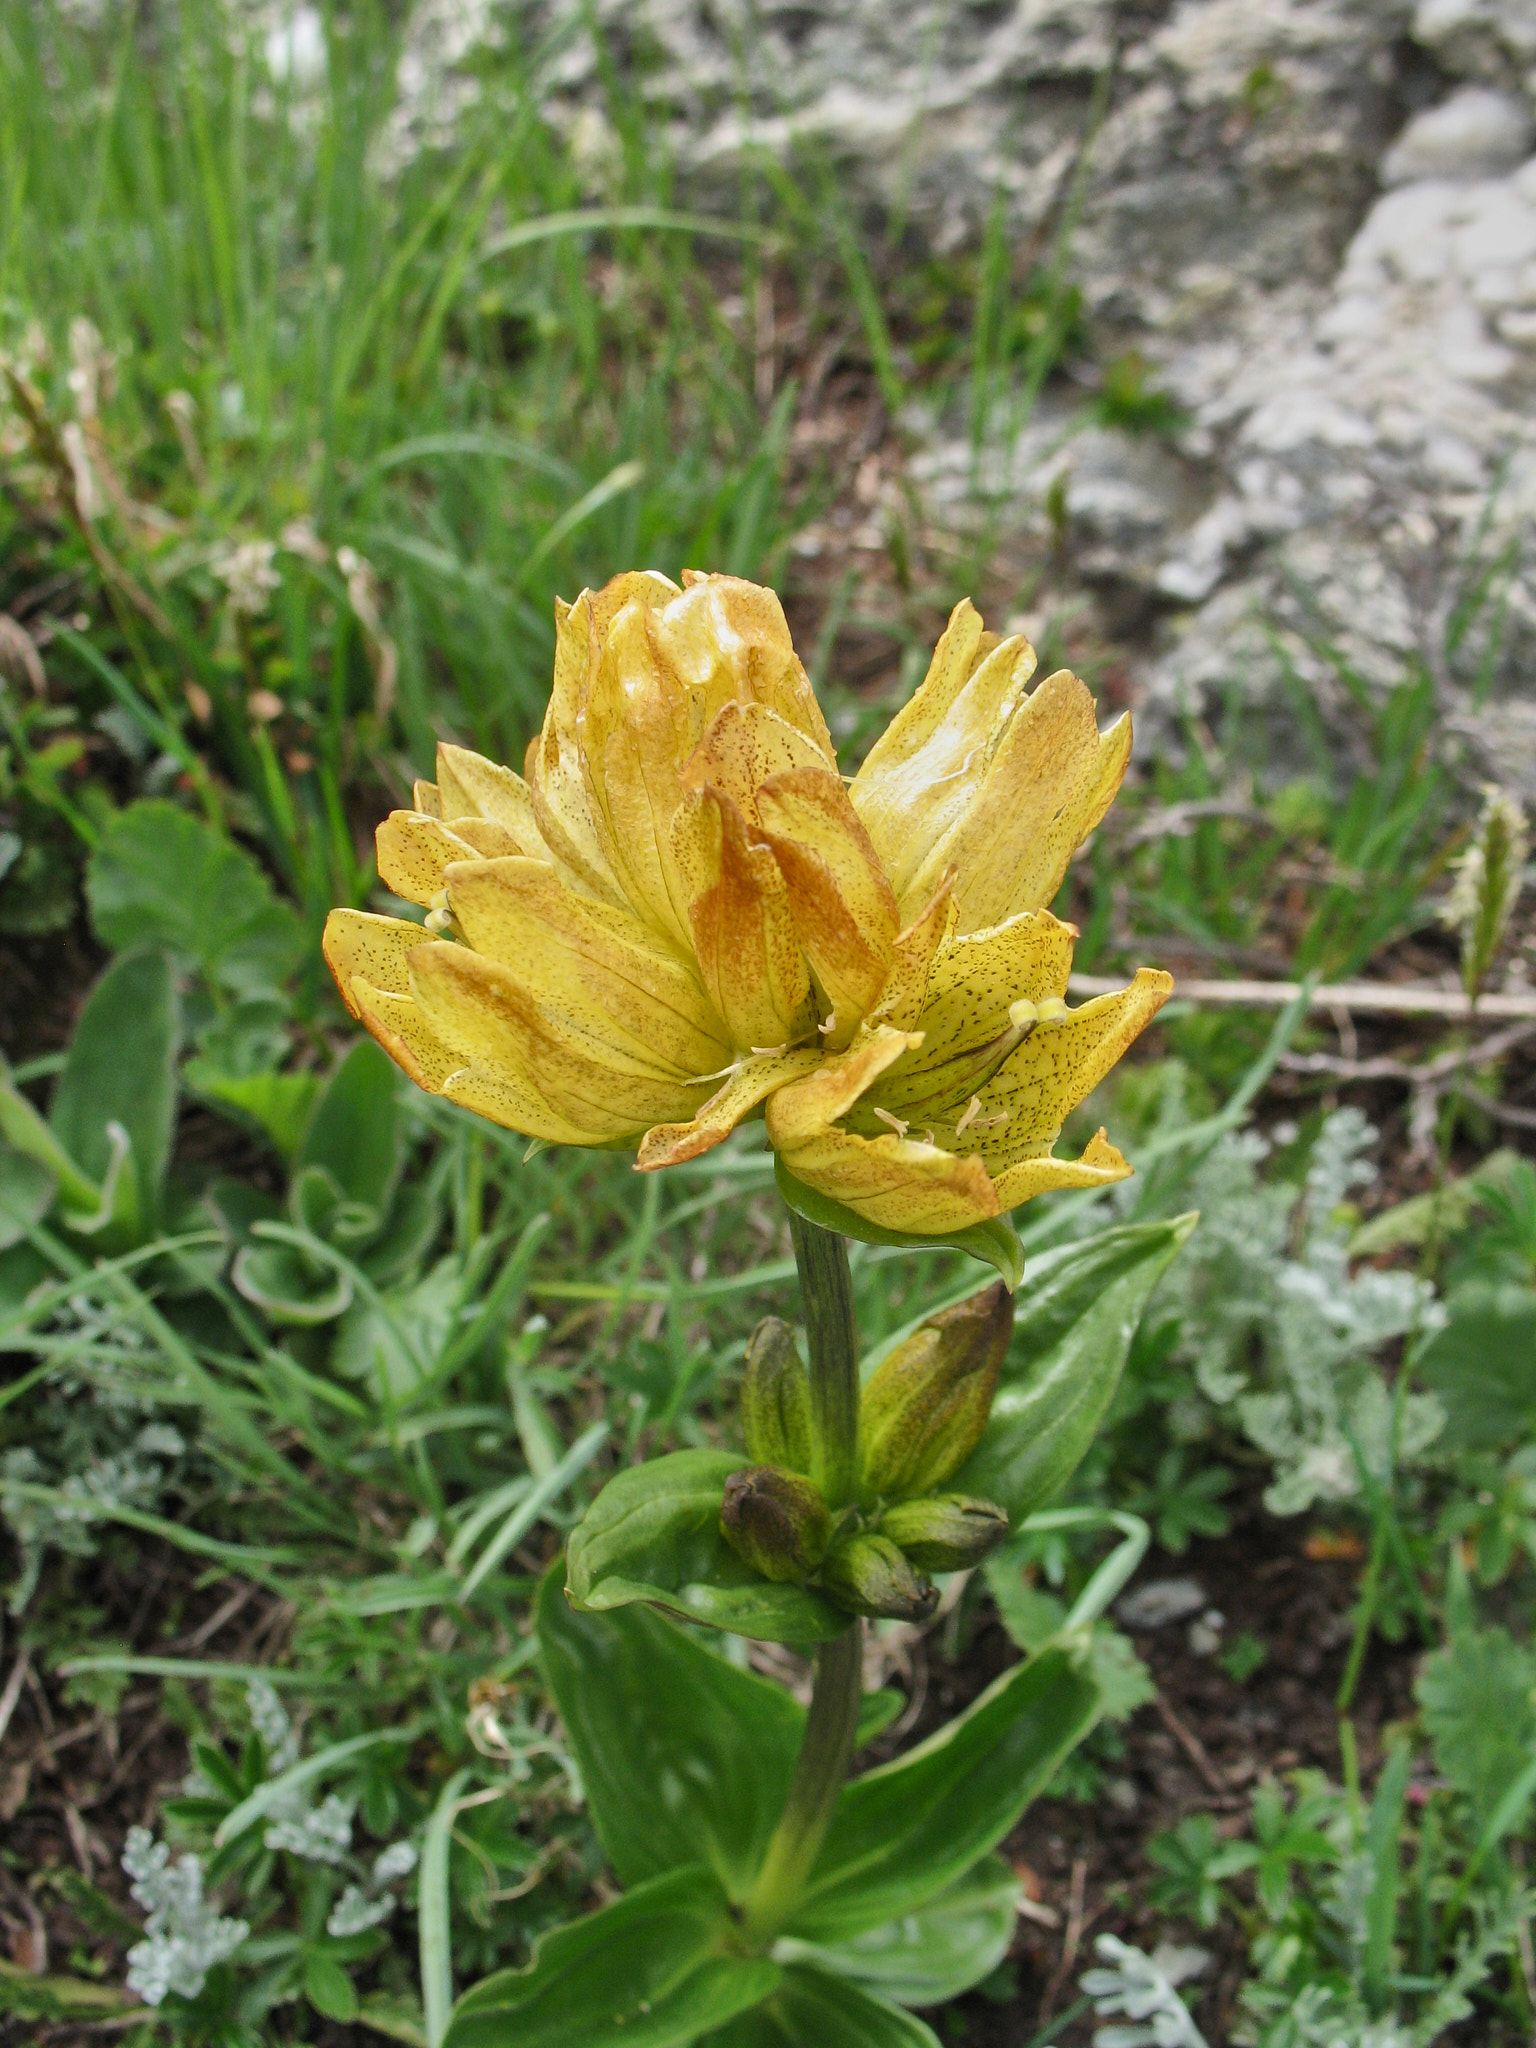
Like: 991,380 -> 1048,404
1080,1935 -> 1210,2048
245,1681 -> 356,1863
1137,1099 -> 1444,1515
121,1825 -> 248,2006
327,1840 -> 420,1936
1,1416 -> 185,1612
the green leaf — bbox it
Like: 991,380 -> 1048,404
1417,1283 -> 1536,1450
1417,1624 -> 1536,1826
184,1059 -> 321,1163
537,1564 -> 805,1897
775,1159 -> 1024,1290
50,948 -> 180,1235
776,1856 -> 1020,2006
0,1148 -> 56,1249
787,1643 -> 1101,1941
300,1040 -> 402,1210
696,1968 -> 940,2047
0,1962 -> 139,2022
232,1240 -> 355,1325
358,1992 -> 429,2046
566,1450 -> 848,1644
306,1952 -> 361,2023
442,1866 -> 781,2048
954,1216 -> 1196,1520
87,799 -> 301,995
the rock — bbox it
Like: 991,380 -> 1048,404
1382,86 -> 1534,184
1414,0 -> 1536,89
1115,1576 -> 1209,1630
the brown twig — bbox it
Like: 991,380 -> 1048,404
1068,974 -> 1536,1022
1156,1692 -> 1235,1803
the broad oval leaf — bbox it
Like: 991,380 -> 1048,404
695,1967 -> 941,2047
537,1564 -> 805,1899
954,1215 -> 1196,1522
299,1040 -> 403,1211
775,1160 -> 1024,1291
443,1864 -> 780,2048
785,1642 -> 1100,1942
774,1854 -> 1020,2007
87,799 -> 301,996
566,1449 -> 848,1644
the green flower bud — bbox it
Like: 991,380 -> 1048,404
819,1533 -> 938,1622
741,1317 -> 816,1473
877,1494 -> 1010,1572
719,1465 -> 832,1584
858,1282 -> 1013,1500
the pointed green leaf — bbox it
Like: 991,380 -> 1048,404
696,1968 -> 940,2047
775,1855 -> 1020,2006
566,1450 -> 848,1644
787,1643 -> 1101,1941
300,1040 -> 402,1210
954,1215 -> 1196,1521
50,949 -> 180,1233
775,1160 -> 1024,1290
442,1866 -> 780,2048
537,1564 -> 805,1898
0,1149 -> 56,1250
184,1059 -> 321,1163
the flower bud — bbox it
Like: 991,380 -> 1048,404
857,1282 -> 1013,1500
877,1494 -> 1010,1572
719,1465 -> 831,1584
740,1317 -> 815,1473
819,1533 -> 938,1622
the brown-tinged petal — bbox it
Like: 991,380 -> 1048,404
882,910 -> 1077,1087
323,909 -> 429,1019
434,743 -> 547,848
989,1129 -> 1134,1208
407,943 -> 706,1137
656,574 -> 835,759
679,700 -> 829,827
374,812 -> 519,907
346,978 -> 462,1093
868,873 -> 957,1031
905,669 -> 1132,932
442,854 -> 728,1078
670,786 -> 810,1051
762,1025 -> 919,1148
775,1121 -> 1001,1235
755,766 -> 901,1047
637,1047 -> 823,1171
968,969 -> 1173,1164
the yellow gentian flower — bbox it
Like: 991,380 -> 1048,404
323,570 -> 1170,1236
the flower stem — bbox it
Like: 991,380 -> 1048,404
739,1212 -> 863,1945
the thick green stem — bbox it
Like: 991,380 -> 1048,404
739,1212 -> 863,1945
740,1625 -> 861,1943
787,1209 -> 859,1507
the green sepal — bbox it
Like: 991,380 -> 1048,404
566,1450 -> 848,1643
443,1865 -> 781,2048
775,1854 -> 1021,2007
954,1215 -> 1196,1521
786,1641 -> 1102,1942
695,1968 -> 941,2047
536,1564 -> 806,1898
774,1159 -> 1024,1291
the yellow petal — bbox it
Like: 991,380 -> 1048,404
407,943 -> 705,1137
755,767 -> 901,1047
776,1122 -> 1000,1235
868,873 -> 957,1032
887,911 -> 1077,1081
971,969 -> 1173,1161
322,908 -> 429,1020
442,854 -> 728,1078
439,1061 -> 607,1147
680,700 -> 829,827
850,599 -> 1029,902
413,779 -> 443,817
906,669 -> 1132,932
375,812 -> 519,907
346,977 -> 463,1093
637,1048 -> 822,1170
670,788 -> 811,1051
764,1027 -> 919,1147
654,574 -> 835,762
990,1129 -> 1134,1209
434,744 -> 546,849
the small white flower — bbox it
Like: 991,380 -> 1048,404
213,539 -> 281,616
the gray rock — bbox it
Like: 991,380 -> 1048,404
1115,1576 -> 1209,1630
1382,86 -> 1534,183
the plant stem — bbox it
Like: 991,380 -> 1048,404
739,1211 -> 864,1945
740,1625 -> 861,1944
786,1209 -> 859,1507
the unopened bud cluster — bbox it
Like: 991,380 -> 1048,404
720,1284 -> 1015,1621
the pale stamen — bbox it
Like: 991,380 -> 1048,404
872,1106 -> 910,1139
